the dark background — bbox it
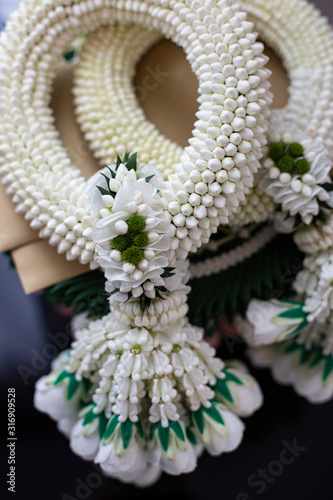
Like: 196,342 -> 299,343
1,0 -> 333,499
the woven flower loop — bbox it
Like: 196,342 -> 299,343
1,0 -> 333,488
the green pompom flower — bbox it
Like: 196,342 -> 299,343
133,232 -> 149,247
277,155 -> 295,173
127,215 -> 146,233
122,247 -> 144,265
269,143 -> 285,162
295,158 -> 311,174
112,235 -> 132,252
287,142 -> 304,158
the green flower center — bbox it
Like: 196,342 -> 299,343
133,232 -> 149,247
287,142 -> 304,158
127,215 -> 146,233
122,246 -> 144,265
112,235 -> 131,251
269,141 -> 311,176
131,344 -> 142,355
277,155 -> 295,173
295,158 -> 310,174
172,344 -> 182,353
268,143 -> 284,162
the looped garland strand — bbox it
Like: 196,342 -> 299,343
1,0 -> 333,487
0,0 -> 271,271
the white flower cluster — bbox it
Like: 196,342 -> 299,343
248,317 -> 333,404
85,160 -> 176,300
228,182 -> 276,226
294,250 -> 333,324
34,312 -> 263,483
294,213 -> 333,254
259,112 -> 332,229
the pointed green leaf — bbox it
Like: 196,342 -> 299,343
145,174 -> 155,183
123,151 -> 130,163
135,420 -> 144,440
83,405 -> 99,426
121,419 -> 133,449
126,152 -> 137,171
276,307 -> 305,320
158,423 -> 170,452
99,413 -> 108,439
82,377 -> 91,394
186,427 -> 197,445
224,371 -> 244,385
67,374 -> 80,400
103,414 -> 119,441
323,357 -> 333,382
97,186 -> 111,196
215,379 -> 234,403
284,340 -> 302,354
202,404 -> 225,426
54,370 -> 70,386
169,421 -> 185,442
192,407 -> 204,434
105,165 -> 116,178
299,346 -> 313,365
100,172 -> 111,186
309,348 -> 324,368
115,153 -> 122,169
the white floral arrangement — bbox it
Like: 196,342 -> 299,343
1,0 -> 333,488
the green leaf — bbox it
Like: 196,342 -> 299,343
186,427 -> 197,445
161,267 -> 176,278
187,230 -> 304,333
192,407 -> 204,434
215,379 -> 234,403
82,377 -> 91,394
135,420 -> 144,440
145,174 -> 156,183
126,152 -> 137,171
309,348 -> 324,368
121,419 -> 133,449
320,182 -> 333,192
67,374 -> 80,400
203,404 -> 225,426
105,165 -> 116,179
54,370 -> 70,386
123,151 -> 130,163
169,421 -> 185,442
224,371 -> 244,385
277,307 -> 306,320
158,423 -> 170,452
284,340 -> 302,354
323,357 -> 333,382
97,186 -> 110,196
99,413 -> 108,439
100,172 -> 111,186
44,270 -> 109,319
299,346 -> 313,365
115,153 -> 122,169
83,405 -> 99,426
103,415 -> 119,441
